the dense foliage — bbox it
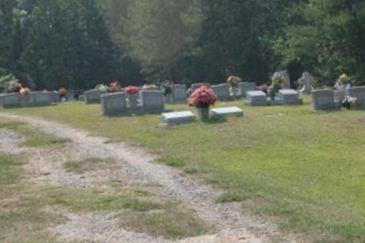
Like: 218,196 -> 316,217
0,0 -> 364,89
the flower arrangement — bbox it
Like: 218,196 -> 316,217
227,75 -> 241,88
19,87 -> 31,97
260,84 -> 269,94
269,76 -> 283,100
59,87 -> 67,97
7,80 -> 23,93
96,84 -> 108,92
342,96 -> 357,110
339,74 -> 350,85
189,86 -> 217,108
124,85 -> 140,95
108,81 -> 121,93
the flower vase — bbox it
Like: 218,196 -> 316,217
197,107 -> 210,121
128,94 -> 139,109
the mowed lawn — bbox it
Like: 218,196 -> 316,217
4,97 -> 365,241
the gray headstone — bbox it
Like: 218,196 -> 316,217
246,91 -> 267,106
31,92 -> 52,106
349,86 -> 365,109
172,84 -> 187,103
161,111 -> 196,125
140,90 -> 165,113
312,89 -> 336,110
211,84 -> 230,101
191,83 -> 211,92
0,93 -> 20,108
334,90 -> 345,103
51,91 -> 61,103
276,89 -> 302,105
211,107 -> 244,119
238,82 -> 256,97
101,92 -> 127,116
19,93 -> 34,107
85,89 -> 105,104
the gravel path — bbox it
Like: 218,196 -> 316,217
0,113 -> 300,243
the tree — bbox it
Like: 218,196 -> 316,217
276,0 -> 365,84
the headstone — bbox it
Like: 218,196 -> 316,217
298,72 -> 315,94
140,90 -> 165,113
19,94 -> 34,107
334,90 -> 345,103
51,91 -> 61,103
211,107 -> 244,119
238,82 -> 256,97
127,93 -> 140,112
272,70 -> 291,89
85,89 -> 104,104
312,89 -> 337,110
246,91 -> 267,106
211,84 -> 230,101
101,92 -> 127,116
348,86 -> 365,109
31,92 -> 52,106
191,83 -> 211,92
276,89 -> 302,105
161,111 -> 196,125
66,90 -> 75,101
0,93 -> 20,108
172,84 -> 187,103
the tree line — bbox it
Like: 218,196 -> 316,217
1,0 -> 364,90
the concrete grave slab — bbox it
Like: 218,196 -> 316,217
161,111 -> 196,125
211,106 -> 244,119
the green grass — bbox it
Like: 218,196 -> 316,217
0,154 -> 24,186
63,157 -> 116,174
0,153 -> 60,242
123,207 -> 212,239
3,99 -> 365,241
215,191 -> 248,203
0,120 -> 70,147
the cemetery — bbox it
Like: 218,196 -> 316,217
1,77 -> 365,243
1,1 -> 365,242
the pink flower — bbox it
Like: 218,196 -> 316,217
188,86 -> 217,108
124,85 -> 140,95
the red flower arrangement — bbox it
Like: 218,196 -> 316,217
124,85 -> 140,95
59,87 -> 67,96
108,81 -> 121,93
188,86 -> 217,108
